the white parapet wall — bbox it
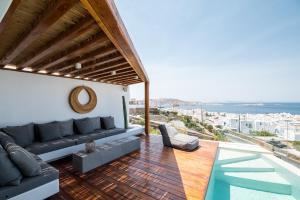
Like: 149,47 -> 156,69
0,70 -> 130,127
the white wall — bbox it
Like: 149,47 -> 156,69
0,70 -> 130,127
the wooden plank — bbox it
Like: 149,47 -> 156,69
93,68 -> 134,80
40,45 -> 117,72
80,0 -> 148,82
80,62 -> 128,77
1,0 -> 78,64
87,65 -> 131,78
69,55 -> 124,76
0,0 -> 21,34
114,79 -> 142,85
49,136 -> 219,200
145,81 -> 150,134
99,72 -> 137,81
19,17 -> 96,67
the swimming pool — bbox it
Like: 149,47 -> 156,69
205,143 -> 300,200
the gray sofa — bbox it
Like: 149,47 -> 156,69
0,116 -> 144,200
159,124 -> 199,151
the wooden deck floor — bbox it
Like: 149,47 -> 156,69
49,135 -> 218,200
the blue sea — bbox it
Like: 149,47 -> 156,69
177,103 -> 300,115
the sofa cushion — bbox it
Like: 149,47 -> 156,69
0,131 -> 15,148
37,122 -> 62,142
74,118 -> 95,134
101,116 -> 116,130
57,119 -> 74,137
0,156 -> 58,200
0,145 -> 23,186
90,117 -> 101,130
3,123 -> 35,147
25,138 -> 76,155
6,143 -> 42,177
88,132 -> 107,141
103,128 -> 126,137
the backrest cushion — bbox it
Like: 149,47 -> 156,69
36,122 -> 62,142
0,131 -> 15,148
6,143 -> 42,177
0,144 -> 23,186
57,119 -> 74,137
101,116 -> 116,130
158,124 -> 178,147
3,123 -> 35,147
90,117 -> 101,130
74,118 -> 95,134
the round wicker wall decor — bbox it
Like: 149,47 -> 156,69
69,86 -> 97,114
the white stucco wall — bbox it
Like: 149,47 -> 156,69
0,70 -> 130,127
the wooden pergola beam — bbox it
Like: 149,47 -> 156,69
80,0 -> 149,82
19,17 -> 95,67
145,81 -> 150,134
89,66 -> 132,79
114,79 -> 143,85
80,62 -> 128,77
101,72 -> 137,82
93,68 -> 134,80
69,55 -> 124,76
40,45 -> 117,72
0,0 -> 21,34
0,0 -> 78,64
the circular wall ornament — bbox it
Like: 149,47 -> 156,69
69,86 -> 97,114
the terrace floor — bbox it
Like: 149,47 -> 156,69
49,135 -> 218,200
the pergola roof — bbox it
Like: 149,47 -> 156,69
0,0 -> 148,86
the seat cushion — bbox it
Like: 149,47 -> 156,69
25,138 -> 76,155
57,119 -> 74,137
0,155 -> 58,200
36,122 -> 63,142
0,145 -> 23,186
6,143 -> 41,177
103,128 -> 126,137
158,124 -> 178,147
101,116 -> 116,130
3,123 -> 35,147
0,131 -> 14,148
88,132 -> 107,141
170,134 -> 199,151
74,118 -> 95,134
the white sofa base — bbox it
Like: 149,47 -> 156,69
39,126 -> 145,162
9,180 -> 59,200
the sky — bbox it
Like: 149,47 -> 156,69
115,0 -> 300,102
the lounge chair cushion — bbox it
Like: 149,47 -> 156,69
74,118 -> 95,134
0,154 -> 58,200
101,116 -> 116,130
0,132 -> 14,148
159,124 -> 199,151
25,138 -> 76,155
36,122 -> 63,142
0,145 -> 23,186
6,143 -> 42,177
171,134 -> 199,151
3,123 -> 35,147
57,119 -> 74,136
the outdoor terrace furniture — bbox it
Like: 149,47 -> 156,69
73,136 -> 140,173
159,124 -> 199,151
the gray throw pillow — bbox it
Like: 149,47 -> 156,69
101,116 -> 116,130
3,123 -> 35,147
6,143 -> 42,177
74,118 -> 95,134
57,119 -> 74,137
37,122 -> 62,142
0,131 -> 15,148
0,144 -> 23,186
90,117 -> 101,130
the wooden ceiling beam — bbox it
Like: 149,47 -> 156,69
19,17 -> 96,67
66,54 -> 124,75
100,72 -> 137,82
38,45 -> 117,72
80,0 -> 149,82
116,80 -> 142,85
82,62 -> 129,78
93,68 -> 134,80
0,0 -> 22,34
0,0 -> 78,65
88,65 -> 132,78
32,33 -> 110,71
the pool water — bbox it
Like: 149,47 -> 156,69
205,146 -> 300,200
